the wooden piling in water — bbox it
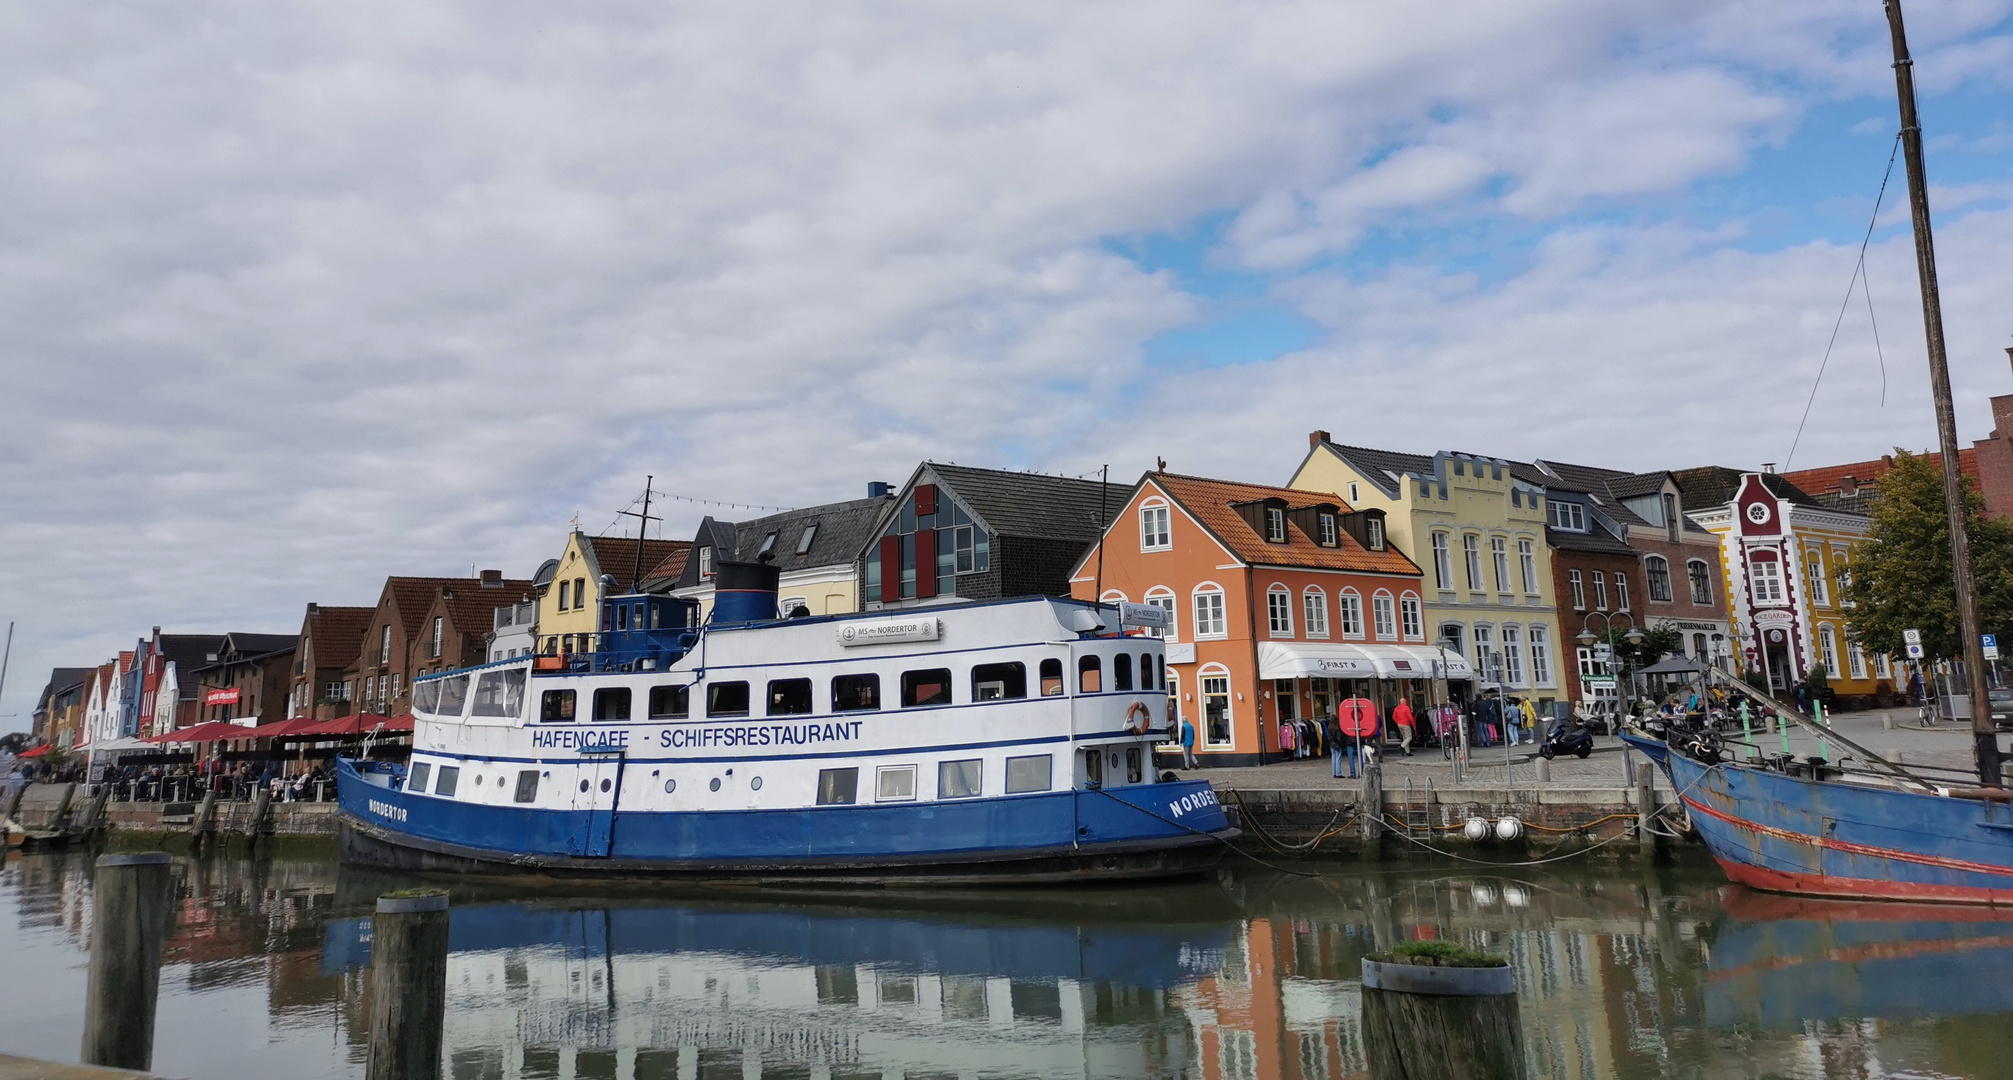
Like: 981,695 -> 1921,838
81,853 -> 174,1073
2,782 -> 25,822
367,892 -> 451,1080
1634,763 -> 1656,853
1360,959 -> 1525,1079
48,783 -> 78,831
191,792 -> 217,853
244,788 -> 272,841
1361,760 -> 1383,844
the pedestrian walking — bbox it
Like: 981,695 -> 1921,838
1391,697 -> 1415,756
1180,717 -> 1198,770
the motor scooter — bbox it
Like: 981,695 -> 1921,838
1537,718 -> 1594,759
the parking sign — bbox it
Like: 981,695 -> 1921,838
1985,634 -> 2000,661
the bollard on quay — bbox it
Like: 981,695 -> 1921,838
82,852 -> 175,1072
367,891 -> 452,1080
1360,950 -> 1525,1079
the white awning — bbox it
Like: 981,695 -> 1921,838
1257,642 -> 1377,680
1257,642 -> 1475,681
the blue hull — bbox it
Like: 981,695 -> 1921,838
337,759 -> 1235,883
1627,734 -> 2013,904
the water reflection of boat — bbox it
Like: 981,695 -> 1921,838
324,897 -> 1230,1078
1706,886 -> 2013,1029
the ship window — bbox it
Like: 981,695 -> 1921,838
707,681 -> 750,717
472,669 -> 525,718
513,770 -> 539,804
832,674 -> 881,712
766,678 -> 813,716
1078,656 -> 1102,694
592,687 -> 631,721
1040,659 -> 1064,696
1113,654 -> 1133,692
1083,748 -> 1103,785
1005,754 -> 1051,793
648,685 -> 689,719
816,767 -> 858,805
1126,747 -> 1143,784
938,758 -> 982,799
616,605 -> 629,631
970,662 -> 1027,701
540,689 -> 576,723
901,669 -> 952,708
436,675 -> 470,717
406,762 -> 432,793
435,766 -> 460,798
412,679 -> 441,714
876,765 -> 917,802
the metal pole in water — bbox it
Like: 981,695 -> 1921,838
368,892 -> 452,1080
82,853 -> 174,1072
1740,701 -> 1754,760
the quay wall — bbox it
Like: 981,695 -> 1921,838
10,783 -> 340,837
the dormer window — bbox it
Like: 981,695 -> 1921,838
1548,500 -> 1586,531
1317,512 -> 1338,547
1265,506 -> 1287,543
1366,517 -> 1385,551
699,547 -> 714,579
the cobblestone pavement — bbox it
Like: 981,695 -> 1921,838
1170,705 -> 1987,794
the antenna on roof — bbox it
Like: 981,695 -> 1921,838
1094,465 -> 1110,614
618,475 -> 661,593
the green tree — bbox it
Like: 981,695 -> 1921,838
1844,449 -> 2013,660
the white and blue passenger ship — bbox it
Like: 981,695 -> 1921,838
338,560 -> 1236,883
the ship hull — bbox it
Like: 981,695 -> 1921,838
1627,735 -> 2013,905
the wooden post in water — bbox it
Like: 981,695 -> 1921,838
192,790 -> 217,853
245,787 -> 272,843
367,892 -> 451,1080
82,782 -> 113,833
1634,763 -> 1657,853
1360,758 -> 1383,845
49,782 -> 78,830
1361,958 -> 1525,1079
82,853 -> 174,1072
2,780 -> 25,822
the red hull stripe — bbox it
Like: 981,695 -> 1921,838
1713,857 -> 2013,905
1683,794 -> 2013,882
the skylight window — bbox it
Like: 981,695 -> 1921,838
796,523 -> 818,555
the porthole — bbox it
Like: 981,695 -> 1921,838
600,778 -> 612,793
663,778 -> 677,794
709,777 -> 722,792
473,775 -> 483,786
579,780 -> 590,793
750,777 -> 763,791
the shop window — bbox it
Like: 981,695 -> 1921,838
1079,656 -> 1102,694
766,678 -> 813,716
901,668 -> 952,707
1040,658 -> 1064,696
540,689 -> 575,723
707,681 -> 750,717
833,673 -> 881,711
972,662 -> 1027,701
593,687 -> 631,721
648,685 -> 689,719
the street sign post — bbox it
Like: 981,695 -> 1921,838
1905,628 -> 1925,660
1983,634 -> 1999,661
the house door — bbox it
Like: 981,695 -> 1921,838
569,752 -> 624,857
1762,630 -> 1795,695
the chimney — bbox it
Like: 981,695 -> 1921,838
867,481 -> 892,499
306,602 -> 319,614
1761,462 -> 1776,474
480,569 -> 503,586
1310,430 -> 1331,448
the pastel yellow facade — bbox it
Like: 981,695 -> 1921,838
1291,442 -> 1568,701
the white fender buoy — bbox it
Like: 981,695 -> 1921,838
1463,816 -> 1490,842
1503,884 -> 1531,907
1495,815 -> 1524,841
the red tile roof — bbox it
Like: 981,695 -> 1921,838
645,546 -> 691,583
1782,448 -> 1979,499
302,605 -> 375,669
585,536 -> 692,592
1152,473 -> 1423,576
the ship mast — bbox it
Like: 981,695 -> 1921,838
1883,0 -> 2002,786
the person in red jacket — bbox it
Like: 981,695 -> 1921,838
1391,697 -> 1416,757
1336,694 -> 1380,779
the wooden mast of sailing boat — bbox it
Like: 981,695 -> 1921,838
1883,0 -> 2003,786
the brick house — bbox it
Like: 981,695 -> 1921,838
1070,470 -> 1433,768
412,577 -> 540,676
289,604 -> 376,719
189,632 -> 299,726
346,571 -> 532,716
858,463 -> 1129,611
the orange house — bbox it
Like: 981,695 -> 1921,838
1071,471 -> 1445,768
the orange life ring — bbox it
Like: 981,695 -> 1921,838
1126,701 -> 1153,735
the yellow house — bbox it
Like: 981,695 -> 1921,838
535,531 -> 690,655
1290,432 -> 1568,703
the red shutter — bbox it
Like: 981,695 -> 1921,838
879,536 -> 902,603
915,484 -> 936,517
917,529 -> 938,598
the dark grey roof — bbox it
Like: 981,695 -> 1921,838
1604,472 -> 1671,500
155,634 -> 229,670
1671,467 -> 1821,511
223,632 -> 297,657
38,667 -> 93,706
920,463 -> 1129,541
1321,444 -> 1438,498
1546,526 -> 1638,556
730,497 -> 893,567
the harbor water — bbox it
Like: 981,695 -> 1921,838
3,847 -> 2009,1080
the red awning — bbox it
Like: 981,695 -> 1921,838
151,720 -> 254,744
290,713 -> 411,738
241,717 -> 322,739
17,745 -> 49,758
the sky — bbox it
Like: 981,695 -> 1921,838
4,1 -> 2012,729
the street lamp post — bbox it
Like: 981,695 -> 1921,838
1577,612 -> 1644,729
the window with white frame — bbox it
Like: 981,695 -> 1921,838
1688,560 -> 1713,604
1569,569 -> 1585,610
1818,625 -> 1839,676
1473,624 -> 1496,681
1849,640 -> 1868,679
1807,550 -> 1829,606
429,616 -> 443,658
1145,588 -> 1177,640
1302,588 -> 1329,638
1372,592 -> 1397,639
1338,590 -> 1364,637
1518,539 -> 1538,594
1267,586 -> 1293,636
1193,586 -> 1227,638
1140,503 -> 1171,551
1501,624 -> 1525,686
1614,574 -> 1629,611
1491,537 -> 1511,592
1463,535 -> 1483,590
1265,507 -> 1287,543
1836,551 -> 1854,606
1592,571 -> 1608,610
1646,556 -> 1672,602
1200,668 -> 1233,747
1366,517 -> 1385,550
1750,556 -> 1784,603
1400,594 -> 1423,640
1317,513 -> 1339,547
1875,652 -> 1892,679
1529,625 -> 1554,686
1348,481 -> 1360,504
1432,533 -> 1453,590
1548,500 -> 1586,531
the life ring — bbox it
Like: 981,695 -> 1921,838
1126,701 -> 1153,735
